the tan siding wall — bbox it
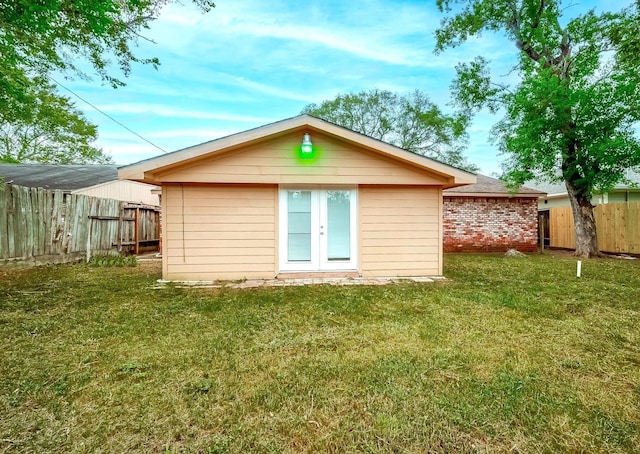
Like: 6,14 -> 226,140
359,186 -> 441,276
155,131 -> 447,186
163,184 -> 277,280
73,181 -> 160,205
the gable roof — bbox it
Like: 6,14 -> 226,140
444,174 -> 544,197
0,164 -> 118,190
525,169 -> 640,196
119,115 -> 476,188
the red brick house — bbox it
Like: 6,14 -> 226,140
443,175 -> 543,252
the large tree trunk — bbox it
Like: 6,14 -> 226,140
565,180 -> 601,257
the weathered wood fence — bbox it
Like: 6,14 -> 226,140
0,184 -> 160,266
549,201 -> 640,254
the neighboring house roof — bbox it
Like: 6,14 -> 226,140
525,169 -> 640,196
0,164 -> 118,190
524,181 -> 566,196
119,114 -> 477,188
0,164 -> 160,205
444,174 -> 544,197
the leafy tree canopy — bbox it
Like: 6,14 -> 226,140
0,80 -> 111,164
435,0 -> 640,256
301,89 -> 478,172
1,0 -> 215,99
0,0 -> 214,163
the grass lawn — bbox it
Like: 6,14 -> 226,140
1,253 -> 639,453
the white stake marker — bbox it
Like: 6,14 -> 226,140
577,260 -> 582,278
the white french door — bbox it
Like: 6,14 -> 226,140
279,188 -> 357,272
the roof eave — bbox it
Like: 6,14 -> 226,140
445,192 -> 543,198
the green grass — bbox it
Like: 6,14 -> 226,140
1,253 -> 639,453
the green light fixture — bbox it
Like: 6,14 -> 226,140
301,133 -> 313,153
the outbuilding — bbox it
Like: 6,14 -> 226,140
119,115 -> 475,281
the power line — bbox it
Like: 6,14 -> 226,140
47,75 -> 169,154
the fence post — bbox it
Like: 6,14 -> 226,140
134,207 -> 140,255
0,183 -> 8,259
86,197 -> 94,263
538,213 -> 544,253
117,202 -> 124,252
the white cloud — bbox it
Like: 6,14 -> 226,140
151,0 -> 449,68
146,128 -> 245,140
97,104 -> 274,123
219,74 -> 316,103
99,127 -> 241,142
97,126 -> 258,164
100,143 -> 164,165
224,23 -> 424,67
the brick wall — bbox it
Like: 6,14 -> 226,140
443,196 -> 539,252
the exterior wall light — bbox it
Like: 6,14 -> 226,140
301,133 -> 313,153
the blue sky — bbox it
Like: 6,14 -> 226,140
61,0 -> 617,175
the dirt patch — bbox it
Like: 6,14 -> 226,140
136,259 -> 162,272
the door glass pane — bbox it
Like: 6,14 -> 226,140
288,191 -> 311,261
326,190 -> 350,260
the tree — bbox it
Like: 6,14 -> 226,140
1,0 -> 215,98
301,89 -> 478,171
435,0 -> 640,257
0,0 -> 214,163
0,80 -> 111,164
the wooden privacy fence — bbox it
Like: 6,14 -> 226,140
549,201 -> 640,254
0,184 -> 160,266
